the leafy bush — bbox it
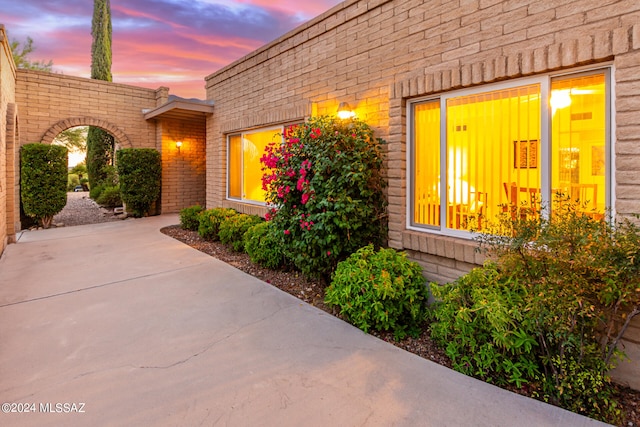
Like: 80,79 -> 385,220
86,127 -> 114,188
261,116 -> 387,279
96,185 -> 122,207
180,205 -> 204,231
324,245 -> 429,340
197,208 -> 237,241
430,198 -> 640,422
116,148 -> 161,217
89,184 -> 105,200
219,214 -> 263,252
430,266 -> 539,387
243,221 -> 287,269
20,143 -> 68,228
67,173 -> 80,191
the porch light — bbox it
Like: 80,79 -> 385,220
176,141 -> 183,153
337,102 -> 355,120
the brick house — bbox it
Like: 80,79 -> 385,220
203,0 -> 640,387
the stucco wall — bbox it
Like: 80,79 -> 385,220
204,0 -> 640,389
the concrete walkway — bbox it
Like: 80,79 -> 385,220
0,216 -> 608,426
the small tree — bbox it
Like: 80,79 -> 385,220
10,37 -> 53,71
21,144 -> 68,228
116,148 -> 161,217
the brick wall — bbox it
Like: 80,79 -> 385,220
204,0 -> 640,389
0,25 -> 17,255
205,0 -> 640,279
15,70 -> 159,149
159,117 -> 206,213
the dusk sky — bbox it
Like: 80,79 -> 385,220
2,0 -> 344,99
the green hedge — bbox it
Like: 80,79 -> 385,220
197,208 -> 237,241
179,205 -> 204,231
219,214 -> 263,252
243,221 -> 287,269
116,148 -> 161,217
21,143 -> 68,228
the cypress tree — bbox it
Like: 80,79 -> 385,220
86,0 -> 115,189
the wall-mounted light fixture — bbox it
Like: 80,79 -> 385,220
176,141 -> 183,153
337,102 -> 355,120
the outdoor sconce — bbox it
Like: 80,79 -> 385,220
337,102 -> 355,120
176,141 -> 183,153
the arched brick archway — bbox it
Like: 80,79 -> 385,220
40,117 -> 132,148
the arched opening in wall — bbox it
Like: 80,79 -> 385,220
50,126 -> 124,228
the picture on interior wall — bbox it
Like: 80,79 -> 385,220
514,140 -> 538,169
592,145 -> 605,176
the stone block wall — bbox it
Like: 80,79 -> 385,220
204,0 -> 640,389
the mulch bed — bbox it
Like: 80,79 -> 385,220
161,224 -> 639,426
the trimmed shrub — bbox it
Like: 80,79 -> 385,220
21,143 -> 68,228
197,208 -> 237,241
324,244 -> 429,340
243,221 -> 287,269
219,214 -> 263,252
96,185 -> 122,207
261,116 -> 387,279
116,148 -> 161,217
179,205 -> 203,231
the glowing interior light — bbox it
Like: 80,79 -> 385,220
550,90 -> 572,111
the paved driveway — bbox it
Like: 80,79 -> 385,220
0,216 -> 607,426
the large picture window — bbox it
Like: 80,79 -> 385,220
227,127 -> 283,204
410,68 -> 610,235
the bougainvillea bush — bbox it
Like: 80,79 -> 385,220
261,116 -> 387,279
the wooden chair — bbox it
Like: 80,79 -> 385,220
502,182 -> 539,220
456,191 -> 487,230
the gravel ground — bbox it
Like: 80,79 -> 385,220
52,191 -> 123,227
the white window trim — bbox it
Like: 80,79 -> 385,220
406,65 -> 614,238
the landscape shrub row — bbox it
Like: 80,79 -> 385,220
175,117 -> 637,424
178,197 -> 639,424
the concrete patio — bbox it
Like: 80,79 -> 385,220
0,215 -> 608,426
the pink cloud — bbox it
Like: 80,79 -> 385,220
2,0 -> 344,99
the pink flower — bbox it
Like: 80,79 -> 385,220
327,251 -> 331,256
301,193 -> 310,204
310,128 -> 321,139
297,176 -> 306,191
284,229 -> 290,235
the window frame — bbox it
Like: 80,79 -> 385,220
407,66 -> 613,238
226,125 -> 284,206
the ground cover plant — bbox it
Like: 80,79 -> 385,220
260,115 -> 387,280
430,198 -> 640,422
